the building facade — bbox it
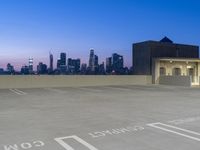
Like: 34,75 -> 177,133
88,49 -> 99,73
28,58 -> 33,73
133,37 -> 199,75
153,58 -> 200,86
112,53 -> 124,74
67,58 -> 81,74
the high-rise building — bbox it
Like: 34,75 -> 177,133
60,52 -> 67,73
94,55 -> 99,73
88,49 -> 99,73
7,63 -> 14,73
67,58 -> 81,74
29,58 -> 33,73
81,63 -> 87,74
106,57 -> 112,73
95,55 -> 98,67
0,68 -> 4,74
89,49 -> 95,71
60,53 -> 66,66
57,59 -> 61,69
49,53 -> 53,71
21,65 -> 29,75
112,53 -> 124,74
99,62 -> 105,74
37,62 -> 47,74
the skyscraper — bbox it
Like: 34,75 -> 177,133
37,62 -> 47,74
29,58 -> 33,73
81,63 -> 87,74
94,55 -> 99,73
60,52 -> 67,73
89,49 -> 95,71
67,58 -> 81,74
49,53 -> 53,71
57,59 -> 61,69
60,53 -> 66,66
21,65 -> 29,75
99,62 -> 105,74
88,49 -> 99,73
112,53 -> 124,74
106,57 -> 112,73
7,63 -> 14,74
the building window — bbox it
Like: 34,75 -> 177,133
172,68 -> 181,76
160,67 -> 166,76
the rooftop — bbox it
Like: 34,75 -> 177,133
1,85 -> 200,150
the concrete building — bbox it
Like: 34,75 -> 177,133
153,58 -> 200,86
133,37 -> 199,75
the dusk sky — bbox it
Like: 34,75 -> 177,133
0,0 -> 200,70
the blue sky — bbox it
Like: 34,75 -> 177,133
0,0 -> 200,70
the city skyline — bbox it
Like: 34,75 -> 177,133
0,49 -> 127,71
0,49 -> 129,75
0,0 -> 200,69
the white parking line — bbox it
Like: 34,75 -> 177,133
147,122 -> 200,142
55,135 -> 98,150
9,89 -> 27,95
168,116 -> 200,125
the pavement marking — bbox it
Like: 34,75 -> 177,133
9,89 -> 27,95
3,140 -> 45,150
147,122 -> 200,142
55,135 -> 98,150
89,125 -> 145,138
168,116 -> 200,125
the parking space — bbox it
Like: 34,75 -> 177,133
0,85 -> 200,150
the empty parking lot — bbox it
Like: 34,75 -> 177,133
0,85 -> 200,150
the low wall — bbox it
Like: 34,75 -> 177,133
159,76 -> 191,87
0,75 -> 152,89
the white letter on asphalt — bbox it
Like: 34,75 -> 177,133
33,141 -> 45,147
4,144 -> 19,150
21,143 -> 32,149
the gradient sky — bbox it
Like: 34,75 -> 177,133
0,0 -> 200,70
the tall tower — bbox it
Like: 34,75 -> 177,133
112,53 -> 123,73
60,52 -> 66,66
89,49 -> 97,72
89,49 -> 94,69
29,58 -> 33,73
49,52 -> 53,71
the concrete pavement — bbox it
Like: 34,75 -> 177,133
0,85 -> 200,150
